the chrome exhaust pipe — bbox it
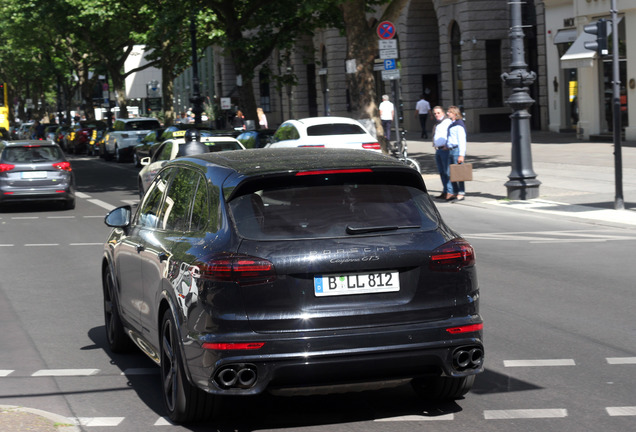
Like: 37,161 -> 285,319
215,367 -> 238,388
453,350 -> 471,369
469,348 -> 483,368
237,367 -> 257,388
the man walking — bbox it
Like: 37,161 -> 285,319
379,94 -> 395,141
415,94 -> 431,139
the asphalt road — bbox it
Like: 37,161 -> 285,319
1,154 -> 635,431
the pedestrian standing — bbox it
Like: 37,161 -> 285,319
379,94 -> 394,141
431,106 -> 453,200
415,95 -> 431,139
446,106 -> 467,201
257,107 -> 268,129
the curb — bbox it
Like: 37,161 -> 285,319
0,405 -> 80,432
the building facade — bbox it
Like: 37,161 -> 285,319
545,0 -> 634,140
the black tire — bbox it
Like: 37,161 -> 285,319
103,266 -> 134,353
114,145 -> 121,163
64,198 -> 75,210
138,179 -> 145,199
411,375 -> 475,400
133,153 -> 140,167
160,309 -> 215,423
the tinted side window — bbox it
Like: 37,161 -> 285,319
157,142 -> 173,161
307,123 -> 365,136
162,168 -> 199,232
190,177 -> 210,231
136,169 -> 173,228
273,123 -> 299,141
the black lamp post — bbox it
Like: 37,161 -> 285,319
189,14 -> 204,125
501,1 -> 541,200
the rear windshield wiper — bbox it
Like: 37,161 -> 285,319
346,224 -> 420,235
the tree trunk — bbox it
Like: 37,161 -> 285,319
340,0 -> 410,152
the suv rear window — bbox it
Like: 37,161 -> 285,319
2,145 -> 63,163
124,120 -> 161,131
307,123 -> 366,136
229,183 -> 438,240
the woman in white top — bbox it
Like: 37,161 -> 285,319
446,106 -> 467,201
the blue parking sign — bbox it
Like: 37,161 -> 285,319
384,59 -> 396,70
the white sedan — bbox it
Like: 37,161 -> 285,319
267,116 -> 381,152
138,136 -> 245,197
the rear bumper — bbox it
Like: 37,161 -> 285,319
0,185 -> 74,203
183,317 -> 484,396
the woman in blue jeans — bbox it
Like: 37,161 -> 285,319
446,106 -> 467,201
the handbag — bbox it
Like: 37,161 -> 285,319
450,163 -> 473,182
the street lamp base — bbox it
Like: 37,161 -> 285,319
505,178 -> 541,200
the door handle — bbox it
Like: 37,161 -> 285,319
158,252 -> 168,262
136,244 -> 144,253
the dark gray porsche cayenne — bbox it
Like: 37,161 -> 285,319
102,148 -> 483,423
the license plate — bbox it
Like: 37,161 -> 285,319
21,171 -> 47,179
314,271 -> 399,297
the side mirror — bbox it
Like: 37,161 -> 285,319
105,205 -> 132,228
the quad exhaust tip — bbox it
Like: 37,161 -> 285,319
452,346 -> 483,371
214,364 -> 257,389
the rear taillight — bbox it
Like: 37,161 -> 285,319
430,239 -> 475,272
446,323 -> 483,334
199,254 -> 276,285
202,342 -> 265,350
362,142 -> 381,150
0,163 -> 15,172
53,161 -> 72,172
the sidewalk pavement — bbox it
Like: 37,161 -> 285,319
407,130 -> 636,228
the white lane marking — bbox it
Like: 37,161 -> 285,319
607,357 -> 636,364
25,243 -> 59,247
88,199 -> 116,211
606,406 -> 636,416
122,368 -> 159,375
32,369 -> 99,377
484,409 -> 568,419
74,192 -> 91,199
47,216 -> 75,219
74,417 -> 125,426
0,244 -> 14,247
155,417 -> 175,426
11,216 -> 39,220
375,414 -> 454,421
121,199 -> 138,206
466,230 -> 636,243
83,215 -> 105,218
0,370 -> 14,376
504,359 -> 576,367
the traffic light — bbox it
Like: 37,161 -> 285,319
584,19 -> 608,57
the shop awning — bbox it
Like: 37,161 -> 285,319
553,29 -> 577,44
560,31 -> 596,69
560,17 -> 621,69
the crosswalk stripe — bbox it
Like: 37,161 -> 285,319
74,417 -> 125,426
606,406 -> 636,416
0,370 -> 14,377
484,409 -> 568,419
606,357 -> 636,364
32,369 -> 99,377
375,414 -> 454,421
504,359 -> 575,367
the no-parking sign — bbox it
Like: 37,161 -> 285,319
377,21 -> 396,40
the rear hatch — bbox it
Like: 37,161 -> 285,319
1,145 -> 71,190
227,175 -> 474,334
